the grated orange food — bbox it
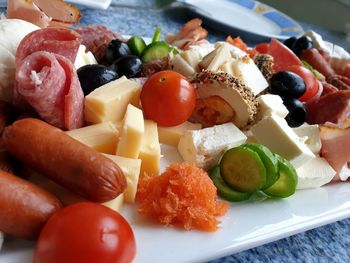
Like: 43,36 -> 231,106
136,163 -> 229,232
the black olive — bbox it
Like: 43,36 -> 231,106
284,37 -> 297,51
77,64 -> 118,95
270,71 -> 306,99
283,98 -> 306,127
293,36 -> 313,57
111,55 -> 143,78
105,39 -> 131,64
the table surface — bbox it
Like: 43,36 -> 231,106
2,0 -> 350,262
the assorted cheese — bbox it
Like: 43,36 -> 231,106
177,123 -> 247,170
250,115 -> 315,168
84,76 -> 141,124
117,104 -> 144,158
158,121 -> 202,146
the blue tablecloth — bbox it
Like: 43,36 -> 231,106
1,1 -> 349,262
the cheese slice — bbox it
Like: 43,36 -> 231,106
104,154 -> 141,203
139,120 -> 161,177
158,121 -> 202,146
66,122 -> 120,154
84,76 -> 141,124
169,54 -> 196,78
250,115 -> 315,168
181,48 -> 201,71
207,43 -> 231,71
117,104 -> 144,158
103,194 -> 124,212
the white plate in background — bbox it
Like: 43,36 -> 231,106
177,0 -> 303,42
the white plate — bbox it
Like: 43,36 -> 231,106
1,144 -> 350,263
177,0 -> 303,42
66,0 -> 112,9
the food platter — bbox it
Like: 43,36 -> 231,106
177,0 -> 304,42
1,145 -> 350,263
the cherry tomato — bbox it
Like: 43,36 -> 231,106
286,65 -> 320,102
140,70 -> 196,127
34,202 -> 136,263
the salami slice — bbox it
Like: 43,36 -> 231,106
75,25 -> 123,62
16,51 -> 83,130
16,27 -> 82,64
306,90 -> 350,126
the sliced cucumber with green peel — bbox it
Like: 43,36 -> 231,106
263,154 -> 298,198
210,165 -> 252,202
243,143 -> 279,189
220,146 -> 267,193
141,41 -> 176,63
127,36 -> 147,57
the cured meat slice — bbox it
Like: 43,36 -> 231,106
7,0 -> 80,28
16,51 -> 83,130
16,27 -> 82,64
75,25 -> 123,62
320,125 -> 350,180
306,90 -> 350,126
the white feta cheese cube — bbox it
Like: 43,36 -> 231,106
293,124 -> 321,154
177,123 -> 247,170
250,115 -> 315,168
257,94 -> 289,120
296,157 -> 336,189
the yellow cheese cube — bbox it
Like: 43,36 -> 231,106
66,122 -> 120,154
84,76 -> 141,124
117,104 -> 144,158
158,121 -> 202,146
139,120 -> 161,177
103,194 -> 124,212
104,154 -> 141,203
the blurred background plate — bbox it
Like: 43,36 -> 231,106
176,0 -> 304,42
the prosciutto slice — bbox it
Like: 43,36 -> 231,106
16,27 -> 82,64
320,125 -> 350,181
16,51 -> 84,130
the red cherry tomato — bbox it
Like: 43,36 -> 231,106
141,70 -> 196,127
34,202 -> 136,263
286,65 -> 320,102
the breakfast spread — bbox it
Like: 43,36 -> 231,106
0,0 -> 350,261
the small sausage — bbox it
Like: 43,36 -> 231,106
0,170 -> 62,240
2,118 -> 126,202
300,48 -> 335,78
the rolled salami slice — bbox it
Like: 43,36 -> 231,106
16,27 -> 82,64
16,51 -> 84,130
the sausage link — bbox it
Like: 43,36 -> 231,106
0,170 -> 62,240
2,118 -> 126,202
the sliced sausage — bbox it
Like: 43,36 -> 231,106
2,118 -> 126,203
0,170 -> 62,240
300,48 -> 335,78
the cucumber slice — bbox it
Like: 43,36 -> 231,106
141,41 -> 175,63
210,165 -> 252,202
152,28 -> 161,43
220,146 -> 267,193
243,143 -> 279,189
127,36 -> 147,57
263,154 -> 298,198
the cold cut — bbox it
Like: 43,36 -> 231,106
0,169 -> 62,240
2,118 -> 127,203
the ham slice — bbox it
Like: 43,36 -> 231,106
16,27 -> 82,64
7,0 -> 80,28
320,125 -> 350,181
306,90 -> 350,126
16,51 -> 84,130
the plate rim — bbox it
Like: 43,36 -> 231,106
177,0 -> 304,41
